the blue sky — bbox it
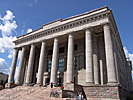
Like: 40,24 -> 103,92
0,0 -> 133,76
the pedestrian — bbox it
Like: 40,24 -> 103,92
78,92 -> 83,100
51,82 -> 53,88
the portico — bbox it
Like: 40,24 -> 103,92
9,25 -> 117,86
7,6 -> 132,100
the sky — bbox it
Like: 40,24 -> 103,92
0,0 -> 133,77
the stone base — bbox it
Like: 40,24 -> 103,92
82,84 -> 130,100
5,82 -> 17,88
34,83 -> 42,87
23,83 -> 35,86
63,83 -> 83,98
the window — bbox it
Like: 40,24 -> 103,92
74,44 -> 78,51
58,58 -> 64,71
74,57 -> 77,70
59,47 -> 64,53
47,60 -> 52,72
48,49 -> 53,55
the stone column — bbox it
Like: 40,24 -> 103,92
8,49 -> 19,83
103,23 -> 117,84
36,41 -> 46,86
25,44 -> 36,84
85,28 -> 94,84
99,60 -> 103,85
93,36 -> 99,84
16,47 -> 26,85
66,34 -> 74,83
50,38 -> 59,84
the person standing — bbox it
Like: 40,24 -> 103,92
78,92 -> 83,100
51,82 -> 53,88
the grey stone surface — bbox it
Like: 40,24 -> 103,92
15,47 -> 26,85
93,36 -> 99,84
50,38 -> 59,84
85,28 -> 94,84
25,44 -> 36,84
37,41 -> 46,85
8,49 -> 19,83
103,23 -> 117,84
66,34 -> 74,83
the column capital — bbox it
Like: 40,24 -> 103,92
66,31 -> 74,34
54,37 -> 59,41
42,41 -> 46,45
85,27 -> 94,34
14,48 -> 19,53
21,45 -> 26,50
101,22 -> 110,28
14,48 -> 19,51
31,43 -> 36,47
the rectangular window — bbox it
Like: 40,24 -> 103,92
74,44 -> 78,51
47,60 -> 52,72
59,47 -> 64,53
58,58 -> 64,71
48,50 -> 53,55
74,56 -> 77,70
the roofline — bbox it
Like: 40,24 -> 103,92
62,6 -> 108,21
109,9 -> 128,63
17,6 -> 108,39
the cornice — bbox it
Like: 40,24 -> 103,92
14,10 -> 110,46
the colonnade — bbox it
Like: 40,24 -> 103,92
8,23 -> 117,86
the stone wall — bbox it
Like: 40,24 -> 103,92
83,84 -> 130,100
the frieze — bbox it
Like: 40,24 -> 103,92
15,11 -> 110,45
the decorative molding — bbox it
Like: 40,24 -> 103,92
15,11 -> 110,46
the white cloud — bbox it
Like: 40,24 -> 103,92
0,21 -> 17,36
0,10 -> 17,37
0,36 -> 17,58
0,10 -> 17,59
27,28 -> 32,33
123,47 -> 133,77
0,58 -> 9,74
124,47 -> 133,63
0,10 -> 15,22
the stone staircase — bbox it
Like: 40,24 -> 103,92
0,86 -> 75,100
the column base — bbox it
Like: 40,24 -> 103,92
94,82 -> 99,85
15,81 -> 22,85
5,82 -> 17,88
34,83 -> 43,87
49,82 -> 56,88
107,81 -> 118,85
86,82 -> 94,85
23,83 -> 35,86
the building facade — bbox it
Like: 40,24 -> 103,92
8,6 -> 132,99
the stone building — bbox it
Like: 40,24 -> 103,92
0,72 -> 8,85
7,6 -> 132,99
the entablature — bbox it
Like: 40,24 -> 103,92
14,7 -> 117,48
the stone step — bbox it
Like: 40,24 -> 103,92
0,86 -> 74,100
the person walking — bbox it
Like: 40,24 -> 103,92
78,92 -> 83,100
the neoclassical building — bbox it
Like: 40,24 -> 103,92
8,6 -> 132,99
